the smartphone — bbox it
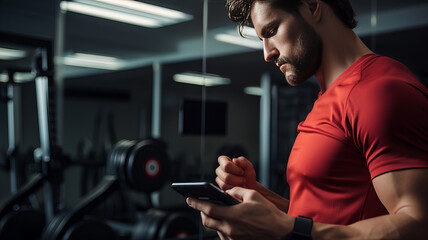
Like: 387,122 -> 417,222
171,182 -> 240,206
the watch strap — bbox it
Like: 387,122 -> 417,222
284,216 -> 313,240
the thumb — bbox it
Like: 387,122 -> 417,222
225,186 -> 252,202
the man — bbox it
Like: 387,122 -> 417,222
187,0 -> 428,239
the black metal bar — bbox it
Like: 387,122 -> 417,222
34,47 -> 60,222
48,175 -> 120,240
6,71 -> 17,194
0,174 -> 45,219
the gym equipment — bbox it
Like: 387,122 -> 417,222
1,31 -> 198,239
131,209 -> 198,240
0,174 -> 45,240
0,31 -> 59,240
41,175 -> 119,240
42,139 -> 198,240
78,110 -> 118,196
106,139 -> 169,194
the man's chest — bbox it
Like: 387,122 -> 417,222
287,132 -> 368,186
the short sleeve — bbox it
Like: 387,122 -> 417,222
346,70 -> 428,179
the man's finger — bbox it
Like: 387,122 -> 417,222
217,231 -> 230,240
186,197 -> 228,219
216,167 -> 245,186
233,156 -> 254,172
201,212 -> 224,232
218,155 -> 244,175
216,176 -> 234,190
226,186 -> 258,202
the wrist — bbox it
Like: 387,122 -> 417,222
284,216 -> 313,240
254,182 -> 264,191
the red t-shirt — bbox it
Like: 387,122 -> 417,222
287,54 -> 428,224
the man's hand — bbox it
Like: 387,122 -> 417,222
186,187 -> 294,240
215,156 -> 257,190
216,155 -> 290,213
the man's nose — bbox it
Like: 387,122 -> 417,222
263,40 -> 279,62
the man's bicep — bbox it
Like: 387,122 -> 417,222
372,168 -> 428,219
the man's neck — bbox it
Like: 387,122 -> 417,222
315,24 -> 372,92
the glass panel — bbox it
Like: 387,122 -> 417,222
55,0 -> 208,207
204,0 -> 268,185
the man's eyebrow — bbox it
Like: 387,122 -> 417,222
260,20 -> 280,38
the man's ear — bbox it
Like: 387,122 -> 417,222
301,0 -> 322,23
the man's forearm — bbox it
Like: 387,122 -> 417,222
312,212 -> 427,240
254,182 -> 290,213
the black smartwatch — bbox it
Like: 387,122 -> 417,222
284,216 -> 313,240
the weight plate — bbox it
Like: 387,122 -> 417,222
41,210 -> 68,240
106,141 -> 121,176
126,140 -> 169,193
118,140 -> 136,187
110,140 -> 134,184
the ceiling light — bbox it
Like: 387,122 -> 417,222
173,72 -> 231,87
60,0 -> 192,28
244,86 -> 263,96
62,52 -> 122,70
0,47 -> 27,60
215,27 -> 262,49
92,0 -> 190,20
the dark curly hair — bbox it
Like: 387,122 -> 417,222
226,0 -> 357,35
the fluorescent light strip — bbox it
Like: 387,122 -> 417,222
0,47 -> 27,60
0,73 -> 7,82
60,0 -> 192,28
0,72 -> 36,83
14,72 -> 36,82
244,86 -> 263,96
215,34 -> 262,49
62,53 -> 122,70
92,0 -> 191,20
60,1 -> 161,28
173,72 -> 231,87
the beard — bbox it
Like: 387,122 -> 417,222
279,19 -> 322,86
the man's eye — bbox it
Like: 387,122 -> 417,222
268,28 -> 277,37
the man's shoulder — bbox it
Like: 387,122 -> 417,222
355,55 -> 426,95
346,55 -> 427,118
361,55 -> 411,78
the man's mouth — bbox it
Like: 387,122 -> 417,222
276,61 -> 287,73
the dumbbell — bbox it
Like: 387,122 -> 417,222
107,139 -> 169,193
